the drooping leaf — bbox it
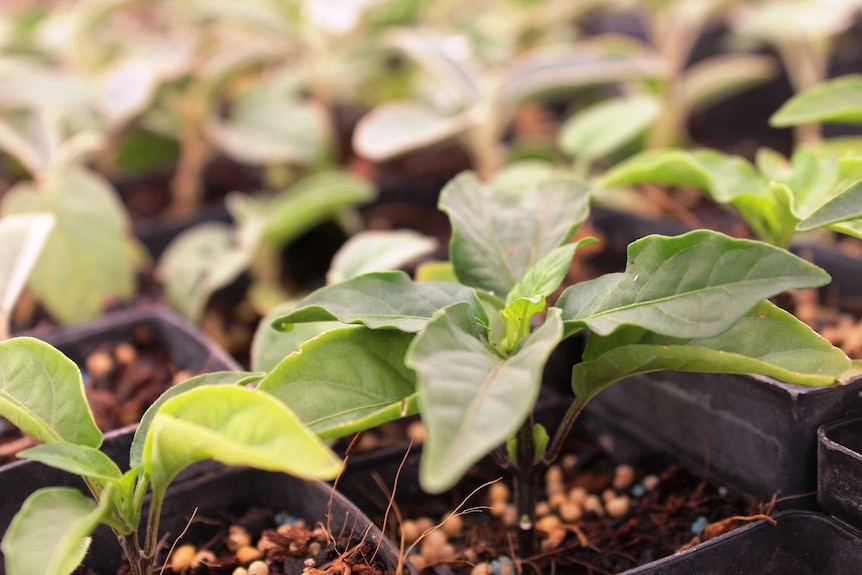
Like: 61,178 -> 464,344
557,230 -> 830,338
129,371 -> 263,467
559,94 -> 660,161
352,102 -> 476,161
157,204 -> 263,322
263,172 -> 376,245
1,487 -> 109,575
17,442 -> 122,484
251,301 -> 343,372
327,229 -> 438,284
143,386 -> 341,493
407,303 -> 564,493
271,271 -> 485,333
0,337 -> 101,447
506,240 -> 596,306
257,327 -> 417,438
1,167 -> 135,324
440,171 -> 591,296
571,301 -> 853,403
0,213 -> 54,340
771,75 -> 862,127
798,180 -> 862,231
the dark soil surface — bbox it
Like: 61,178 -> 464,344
0,323 -> 190,465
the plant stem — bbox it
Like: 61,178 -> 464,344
512,418 -> 539,559
542,397 -> 587,466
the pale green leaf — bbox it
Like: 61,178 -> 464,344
272,271 -> 485,333
506,240 -> 596,306
559,94 -> 660,161
682,54 -> 778,114
0,167 -> 135,324
263,171 -> 376,245
440,172 -> 591,296
572,301 -> 850,403
0,213 -> 54,340
774,150 -> 840,220
143,385 -> 341,493
353,102 -> 476,161
17,443 -> 122,483
129,371 -> 262,467
1,487 -> 109,575
257,327 -> 416,438
490,160 -> 556,193
0,337 -> 100,447
251,301 -> 342,372
407,303 -> 564,493
327,230 -> 438,284
414,261 -> 458,283
798,180 -> 862,230
771,75 -> 862,127
500,295 -> 546,353
557,230 -> 830,338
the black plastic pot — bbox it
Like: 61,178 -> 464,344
624,510 -> 862,575
818,416 -> 862,529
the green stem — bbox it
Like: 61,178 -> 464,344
512,419 -> 539,559
542,397 -> 588,466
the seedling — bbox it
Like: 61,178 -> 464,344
599,146 -> 862,247
0,338 -> 340,575
257,170 -> 860,558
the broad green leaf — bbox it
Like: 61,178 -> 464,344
559,94 -> 660,161
0,167 -> 135,324
830,219 -> 862,239
272,271 -> 484,333
775,150 -> 840,220
415,261 -> 458,283
771,75 -> 862,127
407,303 -> 564,493
206,87 -> 329,165
600,148 -> 767,204
572,301 -> 852,403
157,221 -> 260,323
491,160 -> 556,193
251,301 -> 342,372
682,54 -> 778,114
557,230 -> 830,338
506,240 -> 596,306
440,172 -> 591,296
257,327 -> 417,438
0,213 -> 54,340
0,337 -> 100,447
798,180 -> 862,231
17,443 -> 122,483
327,230 -> 438,284
500,295 -> 546,353
143,386 -> 341,493
1,487 -> 109,575
263,172 -> 376,245
352,102 -> 476,161
129,371 -> 262,467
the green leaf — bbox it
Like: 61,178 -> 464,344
257,327 -> 417,438
798,180 -> 862,231
559,94 -> 660,161
557,230 -> 830,338
491,160 -> 556,193
506,240 -> 595,306
327,230 -> 438,284
251,301 -> 342,372
17,443 -> 122,483
0,167 -> 135,324
129,371 -> 262,467
600,148 -> 767,204
157,218 -> 261,323
682,54 -> 778,114
771,75 -> 862,127
143,385 -> 341,493
0,337 -> 101,447
0,213 -> 54,340
271,271 -> 485,333
1,487 -> 109,575
500,295 -> 546,353
352,102 -> 476,161
206,87 -> 329,165
415,261 -> 458,283
572,301 -> 850,403
407,303 -> 564,493
774,150 -> 841,220
440,172 -> 591,296
263,172 -> 376,245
